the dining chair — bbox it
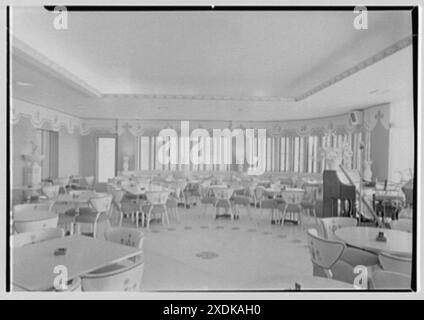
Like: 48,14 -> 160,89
84,176 -> 95,190
11,228 -> 64,248
14,214 -> 59,233
144,191 -> 170,229
389,219 -> 412,233
306,228 -> 346,278
199,183 -> 216,216
378,252 -> 412,275
81,259 -> 144,291
369,270 -> 411,290
398,207 -> 413,219
301,184 -> 319,225
53,177 -> 70,194
108,188 -> 126,227
401,180 -> 413,207
41,185 -> 60,200
105,227 -> 144,250
212,187 -> 235,220
280,189 -> 305,228
319,217 -> 357,240
75,194 -> 113,238
232,195 -> 251,220
319,217 -> 379,268
64,190 -> 97,217
254,186 -> 277,222
306,228 -> 356,284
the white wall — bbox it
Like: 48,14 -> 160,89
389,99 -> 415,182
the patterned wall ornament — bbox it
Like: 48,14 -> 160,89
295,124 -> 312,137
363,104 -> 390,132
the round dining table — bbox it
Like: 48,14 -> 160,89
13,210 -> 57,222
335,226 -> 412,256
241,274 -> 354,290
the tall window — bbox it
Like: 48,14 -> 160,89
97,137 -> 116,183
37,129 -> 58,180
136,131 -> 367,173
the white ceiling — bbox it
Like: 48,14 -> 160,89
11,8 -> 413,120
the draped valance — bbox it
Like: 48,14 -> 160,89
12,98 -> 390,137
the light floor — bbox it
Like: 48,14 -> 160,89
125,205 -> 318,291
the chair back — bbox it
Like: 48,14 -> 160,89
145,191 -> 170,205
254,186 -> 265,202
53,177 -> 69,188
303,184 -> 319,200
12,228 -> 64,248
212,187 -> 234,200
109,188 -> 125,205
378,252 -> 412,275
306,228 -> 345,276
13,203 -> 54,215
401,180 -> 413,207
14,215 -> 59,233
281,189 -> 305,205
369,271 -> 411,289
89,195 -> 113,213
319,217 -> 358,240
81,259 -> 144,291
105,227 -> 144,249
85,176 -> 95,189
42,185 -> 60,199
390,219 -> 412,233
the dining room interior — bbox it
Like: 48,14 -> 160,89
9,7 -> 416,292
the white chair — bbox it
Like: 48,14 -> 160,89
319,217 -> 379,268
11,228 -> 64,248
280,189 -> 305,228
144,191 -> 170,229
53,177 -> 70,194
64,190 -> 97,217
378,252 -> 412,275
85,176 -> 95,189
105,227 -> 144,250
306,228 -> 346,279
212,187 -> 235,220
319,217 -> 357,240
14,214 -> 59,233
390,219 -> 412,233
75,194 -> 113,237
369,271 -> 411,290
108,188 -> 126,227
41,185 -> 60,200
81,260 -> 144,291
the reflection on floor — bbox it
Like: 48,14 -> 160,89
128,206 -> 318,291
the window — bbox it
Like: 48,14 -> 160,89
136,131 -> 368,173
97,137 -> 116,183
37,129 -> 58,180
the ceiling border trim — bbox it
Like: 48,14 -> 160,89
12,37 -> 102,98
295,36 -> 413,101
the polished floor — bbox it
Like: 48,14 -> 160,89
130,205 -> 317,291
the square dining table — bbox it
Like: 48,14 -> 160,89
12,234 -> 143,291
